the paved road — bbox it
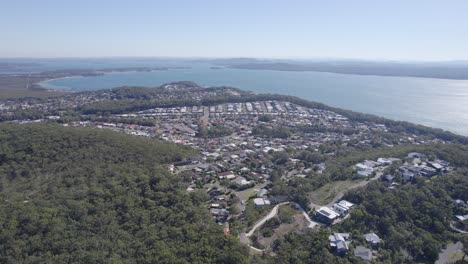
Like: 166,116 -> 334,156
239,169 -> 385,250
200,106 -> 209,128
239,202 -> 319,251
243,202 -> 319,237
450,222 -> 468,234
246,202 -> 290,237
309,171 -> 383,210
295,203 -> 323,228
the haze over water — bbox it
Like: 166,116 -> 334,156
42,61 -> 468,136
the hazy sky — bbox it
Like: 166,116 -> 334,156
1,0 -> 468,60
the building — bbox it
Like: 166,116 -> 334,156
454,215 -> 468,222
354,246 -> 372,262
400,169 -> 415,181
355,163 -> 371,171
329,233 -> 349,254
231,176 -> 252,186
408,152 -> 425,159
355,163 -> 374,178
217,171 -> 236,180
364,232 -> 381,247
315,207 -> 339,225
253,197 -> 271,207
454,199 -> 466,207
357,169 -> 373,178
381,174 -> 395,185
332,200 -> 355,217
377,157 -> 392,166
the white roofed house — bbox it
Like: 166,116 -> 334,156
231,176 -> 252,186
356,168 -> 373,178
355,163 -> 369,171
332,200 -> 355,217
377,157 -> 392,166
363,160 -> 378,168
253,197 -> 271,207
315,207 -> 339,225
217,171 -> 236,180
355,163 -> 374,178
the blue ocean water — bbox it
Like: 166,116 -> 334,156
32,59 -> 468,136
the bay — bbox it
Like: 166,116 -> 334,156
43,62 -> 468,136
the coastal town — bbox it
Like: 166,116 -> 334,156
2,2 -> 468,263
0,81 -> 465,260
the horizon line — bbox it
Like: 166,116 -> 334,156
1,56 -> 468,64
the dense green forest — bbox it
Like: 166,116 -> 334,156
0,124 -> 250,263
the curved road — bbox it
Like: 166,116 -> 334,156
246,202 -> 290,237
450,222 -> 468,234
239,202 -> 319,252
239,170 -> 384,250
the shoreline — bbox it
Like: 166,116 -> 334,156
38,76 -> 81,92
35,66 -> 191,92
23,69 -> 468,137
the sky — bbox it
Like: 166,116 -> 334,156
1,0 -> 468,61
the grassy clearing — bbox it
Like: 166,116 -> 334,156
0,76 -> 64,98
238,188 -> 258,201
309,179 -> 361,205
449,251 -> 464,263
254,209 -> 307,251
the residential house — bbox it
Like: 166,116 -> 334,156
454,214 -> 468,222
381,174 -> 395,185
316,207 -> 339,225
354,246 -> 372,262
454,199 -> 466,207
329,233 -> 350,254
217,171 -> 236,180
377,157 -> 392,166
355,163 -> 374,178
231,176 -> 252,186
407,152 -> 425,159
364,232 -> 381,247
400,168 -> 415,181
332,200 -> 355,217
253,197 -> 271,207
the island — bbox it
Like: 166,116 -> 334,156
199,58 -> 468,80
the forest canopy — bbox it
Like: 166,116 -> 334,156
0,124 -> 250,263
